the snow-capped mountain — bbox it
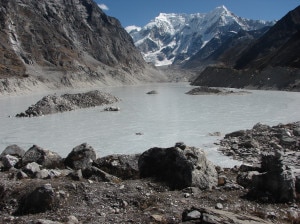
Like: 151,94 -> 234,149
127,6 -> 275,66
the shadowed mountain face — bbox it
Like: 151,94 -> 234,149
191,5 -> 300,91
235,5 -> 300,70
0,0 -> 145,80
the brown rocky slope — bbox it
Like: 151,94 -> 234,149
0,0 -> 165,94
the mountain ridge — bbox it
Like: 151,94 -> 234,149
0,0 -> 165,94
191,5 -> 300,91
127,6 -> 275,66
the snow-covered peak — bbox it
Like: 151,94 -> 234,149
128,6 -> 275,66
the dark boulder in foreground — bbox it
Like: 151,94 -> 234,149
64,143 -> 96,170
16,90 -> 119,117
15,184 -> 57,215
138,144 -> 217,189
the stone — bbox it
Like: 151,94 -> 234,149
104,106 -> 120,111
16,183 -> 57,215
22,145 -> 63,169
94,154 -> 140,179
184,210 -> 201,220
1,155 -> 19,169
237,171 -> 260,188
69,169 -> 83,181
151,214 -> 164,222
238,164 -> 261,172
293,127 -> 300,136
16,170 -> 29,179
28,220 -> 62,224
175,142 -> 187,150
82,166 -> 121,183
1,144 -> 25,158
182,207 -> 273,223
22,162 -> 41,176
64,143 -> 96,170
146,90 -> 158,94
218,175 -> 227,186
65,215 -> 79,224
248,151 -> 297,202
225,130 -> 246,138
36,169 -> 50,179
215,203 -> 223,210
138,145 -> 218,190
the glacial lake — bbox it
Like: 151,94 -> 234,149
0,83 -> 300,167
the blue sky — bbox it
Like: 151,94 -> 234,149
95,0 -> 300,27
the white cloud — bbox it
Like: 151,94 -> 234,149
98,3 -> 109,11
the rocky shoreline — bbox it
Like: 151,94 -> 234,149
15,90 -> 119,117
0,122 -> 299,223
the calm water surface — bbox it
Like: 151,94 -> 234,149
0,83 -> 299,167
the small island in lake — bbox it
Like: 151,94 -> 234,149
186,86 -> 251,95
16,90 -> 119,117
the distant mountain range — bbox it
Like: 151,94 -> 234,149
127,6 -> 275,66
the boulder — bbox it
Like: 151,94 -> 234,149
182,207 -> 273,224
1,155 -> 19,170
22,162 -> 41,176
64,143 -> 96,170
237,171 -> 260,188
16,183 -> 57,215
1,144 -> 25,158
247,150 -> 297,202
104,106 -> 120,111
146,90 -> 158,94
225,130 -> 246,138
82,166 -> 121,183
93,154 -> 140,179
138,145 -> 217,190
22,145 -> 63,169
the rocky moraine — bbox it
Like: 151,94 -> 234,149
0,121 -> 299,223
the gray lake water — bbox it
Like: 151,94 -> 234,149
1,83 -> 300,167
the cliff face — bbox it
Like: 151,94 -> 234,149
0,0 -> 159,93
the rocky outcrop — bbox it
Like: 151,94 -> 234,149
138,144 -> 218,189
0,139 -> 299,223
219,121 -> 300,202
16,90 -> 119,117
219,122 -> 300,166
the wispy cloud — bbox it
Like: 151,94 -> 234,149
98,3 -> 109,11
